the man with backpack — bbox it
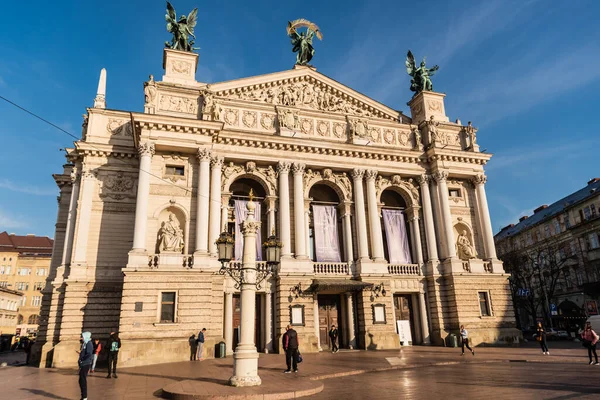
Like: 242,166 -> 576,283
283,325 -> 300,373
106,330 -> 121,379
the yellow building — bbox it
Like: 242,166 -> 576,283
0,232 -> 53,338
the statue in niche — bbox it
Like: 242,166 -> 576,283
158,213 -> 185,253
456,230 -> 476,260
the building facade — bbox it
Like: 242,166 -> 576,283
495,178 -> 600,331
0,232 -> 53,339
0,287 -> 22,350
34,49 -> 518,368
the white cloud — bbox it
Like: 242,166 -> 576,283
0,208 -> 27,229
0,179 -> 56,196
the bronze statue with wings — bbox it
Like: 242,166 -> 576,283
405,50 -> 439,94
165,2 -> 199,52
287,19 -> 323,66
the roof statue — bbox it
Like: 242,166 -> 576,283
164,1 -> 199,52
405,50 -> 439,94
287,19 -> 323,66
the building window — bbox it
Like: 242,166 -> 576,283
449,188 -> 462,198
36,268 -> 47,276
565,273 -> 572,288
34,282 -> 44,290
160,292 -> 176,323
544,224 -> 551,239
18,268 -> 31,276
478,292 -> 492,316
584,207 -> 592,221
592,204 -> 597,217
32,296 -> 41,307
28,315 -> 39,325
165,165 -> 185,176
565,216 -> 571,228
16,282 -> 28,291
589,233 -> 600,250
577,270 -> 585,286
554,220 -> 561,234
0,281 -> 8,288
20,296 -> 27,307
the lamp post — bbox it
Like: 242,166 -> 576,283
216,190 -> 281,387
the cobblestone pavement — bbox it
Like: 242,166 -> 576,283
1,345 -> 598,399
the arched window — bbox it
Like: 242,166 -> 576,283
308,184 -> 345,262
229,178 -> 268,260
17,314 -> 24,325
380,189 -> 414,264
28,315 -> 39,325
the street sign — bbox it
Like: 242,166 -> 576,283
550,303 -> 558,316
517,288 -> 530,297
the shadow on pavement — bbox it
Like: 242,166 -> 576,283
20,389 -> 71,399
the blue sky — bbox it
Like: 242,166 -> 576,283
0,0 -> 599,238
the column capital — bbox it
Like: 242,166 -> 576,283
351,168 -> 365,181
197,147 -> 212,161
417,174 -> 431,185
292,162 -> 306,175
365,169 -> 378,181
277,161 -> 291,174
432,170 -> 448,183
471,174 -> 487,186
210,155 -> 224,169
137,141 -> 155,157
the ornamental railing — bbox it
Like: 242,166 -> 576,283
313,262 -> 350,275
387,264 -> 420,275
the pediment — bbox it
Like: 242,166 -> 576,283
207,66 -> 407,123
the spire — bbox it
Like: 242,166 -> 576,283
93,68 -> 106,109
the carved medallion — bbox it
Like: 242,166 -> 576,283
384,129 -> 395,144
106,119 -> 132,136
260,113 -> 275,130
171,60 -> 191,75
350,119 -> 369,138
333,122 -> 345,138
398,131 -> 409,146
277,109 -> 299,130
242,111 -> 257,128
316,121 -> 329,136
300,118 -> 313,135
100,172 -> 136,200
427,100 -> 442,112
369,127 -> 381,142
224,109 -> 239,126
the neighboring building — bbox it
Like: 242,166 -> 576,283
495,178 -> 600,331
0,287 -> 23,351
34,47 -> 518,369
0,232 -> 53,338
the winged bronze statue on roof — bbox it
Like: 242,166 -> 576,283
287,19 -> 323,66
164,2 -> 199,52
405,50 -> 439,94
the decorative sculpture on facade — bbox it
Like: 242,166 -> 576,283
465,121 -> 477,149
456,230 -> 476,260
411,125 -> 423,151
287,19 -> 323,66
144,75 -> 157,114
425,116 -> 441,147
158,213 -> 185,252
165,2 -> 199,52
405,50 -> 439,94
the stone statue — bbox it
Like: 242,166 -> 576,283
456,230 -> 476,260
405,50 -> 439,94
165,2 -> 199,52
144,75 -> 157,113
465,121 -> 477,149
287,19 -> 323,66
425,116 -> 440,147
158,213 -> 185,253
411,125 -> 422,151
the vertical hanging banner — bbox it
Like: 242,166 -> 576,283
312,205 -> 342,262
234,200 -> 262,261
382,209 -> 412,263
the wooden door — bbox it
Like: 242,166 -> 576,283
318,295 -> 341,349
233,295 -> 241,350
393,294 -> 416,343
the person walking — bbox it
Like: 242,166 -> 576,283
106,330 -> 121,378
283,324 -> 299,373
460,325 -> 475,356
196,328 -> 206,361
536,322 -> 549,355
24,339 -> 34,365
581,321 -> 599,365
78,332 -> 94,400
189,334 -> 198,361
329,325 -> 339,353
90,338 -> 102,373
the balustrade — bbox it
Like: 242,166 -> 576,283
313,262 -> 349,275
387,264 -> 420,275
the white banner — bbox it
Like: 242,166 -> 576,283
382,209 -> 412,264
234,200 -> 262,261
312,205 -> 342,262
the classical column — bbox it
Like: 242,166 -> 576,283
304,200 -> 311,259
230,198 -> 261,387
409,215 -> 425,265
346,293 -> 356,349
264,291 -> 273,353
419,288 -> 431,344
365,170 -> 385,262
265,196 -> 277,235
472,174 -> 497,259
208,155 -> 224,256
292,163 -> 307,259
351,169 -> 369,261
417,175 -> 438,262
221,193 -> 231,234
195,148 -> 211,254
224,292 -> 233,354
131,141 -> 155,252
61,167 -> 80,266
277,162 -> 292,257
72,167 -> 96,264
313,294 -> 322,351
433,171 -> 456,259
341,203 -> 354,264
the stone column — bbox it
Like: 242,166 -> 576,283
265,196 -> 277,235
131,141 -> 155,252
351,169 -> 369,260
224,292 -> 233,355
208,156 -> 224,256
61,168 -> 80,266
433,171 -> 456,259
417,175 -> 438,262
305,206 -> 311,259
292,163 -> 307,259
472,174 -> 497,260
230,198 -> 261,387
419,288 -> 430,344
313,293 -> 322,351
221,193 -> 231,234
409,215 -> 425,265
346,293 -> 356,349
195,148 -> 211,254
72,167 -> 96,265
365,170 -> 385,262
341,202 -> 354,264
264,291 -> 273,353
277,162 -> 292,257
